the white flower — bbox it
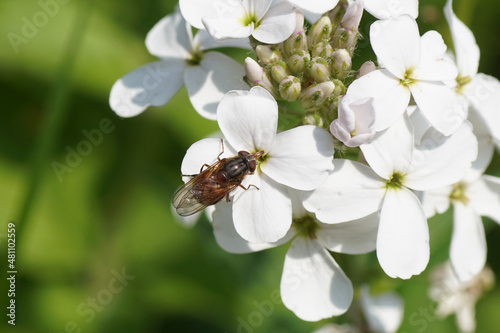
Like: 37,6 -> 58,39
180,86 -> 334,243
304,114 -> 478,279
345,15 -> 465,136
312,286 -> 404,333
330,96 -> 376,147
210,190 -> 379,321
359,286 -> 404,333
444,0 -> 500,148
109,9 -> 248,120
429,262 -> 495,333
179,0 -> 297,44
422,112 -> 500,282
286,0 -> 339,14
363,0 -> 418,19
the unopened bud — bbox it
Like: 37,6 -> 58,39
309,57 -> 331,83
312,42 -> 334,58
244,57 -> 278,97
358,60 -> 376,77
341,0 -> 364,32
302,113 -> 324,127
331,49 -> 352,79
283,10 -> 307,57
279,76 -> 301,101
328,0 -> 348,28
256,45 -> 282,65
270,60 -> 290,83
333,1 -> 364,54
288,51 -> 310,74
299,81 -> 335,111
308,16 -> 333,49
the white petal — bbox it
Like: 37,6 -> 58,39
195,29 -> 251,51
184,52 -> 248,120
360,286 -> 404,333
145,11 -> 192,59
281,238 -> 353,321
317,213 -> 379,254
218,86 -> 278,152
288,0 -> 339,13
232,173 -> 292,243
246,0 -> 273,21
346,70 -> 411,132
262,126 -> 334,190
450,202 -> 486,282
364,0 -> 418,19
212,200 -> 293,253
303,159 -> 386,223
420,186 -> 453,218
361,114 -> 414,179
405,122 -> 477,191
465,74 -> 500,141
463,110 -> 495,182
370,15 -> 420,78
377,187 -> 429,279
252,2 -> 296,44
413,31 -> 458,81
410,80 -> 467,136
109,60 -> 186,117
455,304 -> 476,333
180,0 -> 238,29
444,0 -> 479,77
180,138 -> 232,176
468,175 -> 500,223
202,16 -> 254,41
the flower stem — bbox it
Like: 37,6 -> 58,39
16,0 -> 94,241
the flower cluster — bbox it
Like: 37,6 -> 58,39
110,0 -> 500,328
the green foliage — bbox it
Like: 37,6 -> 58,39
1,0 -> 500,332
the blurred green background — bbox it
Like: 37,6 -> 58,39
1,0 -> 500,332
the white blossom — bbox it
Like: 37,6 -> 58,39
345,15 -> 465,135
305,114 -> 478,279
109,9 -> 248,119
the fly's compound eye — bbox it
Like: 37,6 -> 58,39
238,151 -> 250,157
248,160 -> 257,173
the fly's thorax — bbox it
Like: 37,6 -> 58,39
217,155 -> 251,183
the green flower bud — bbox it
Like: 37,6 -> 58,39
283,10 -> 307,57
331,49 -> 352,79
270,60 -> 290,83
311,42 -> 334,58
279,76 -> 301,102
244,57 -> 278,98
328,0 -> 348,28
309,57 -> 331,83
288,51 -> 310,74
299,81 -> 335,111
308,16 -> 333,49
358,60 -> 376,77
256,45 -> 282,65
302,112 -> 324,127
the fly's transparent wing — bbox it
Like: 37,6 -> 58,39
172,176 -> 209,216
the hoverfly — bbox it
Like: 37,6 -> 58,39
172,139 -> 264,216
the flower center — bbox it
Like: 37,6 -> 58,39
455,74 -> 472,93
450,182 -> 469,205
240,13 -> 259,28
386,172 -> 405,189
293,215 -> 319,239
187,48 -> 204,66
400,68 -> 415,86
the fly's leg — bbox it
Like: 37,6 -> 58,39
217,138 -> 224,162
239,184 -> 260,191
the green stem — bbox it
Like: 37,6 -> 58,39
16,0 -> 94,241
